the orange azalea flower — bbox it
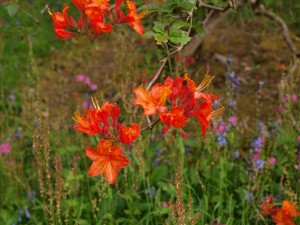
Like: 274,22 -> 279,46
260,196 -> 275,217
101,101 -> 120,127
134,83 -> 171,116
85,140 -> 129,184
184,73 -> 217,102
272,208 -> 296,225
265,200 -> 300,225
72,0 -> 89,11
49,5 -> 77,28
48,5 -> 78,39
122,0 -> 144,35
85,0 -> 110,18
160,107 -> 188,128
119,124 -> 140,145
89,0 -> 110,10
282,200 -> 300,217
113,0 -> 125,22
73,109 -> 105,136
85,4 -> 113,33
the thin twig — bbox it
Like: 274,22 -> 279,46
198,0 -> 224,12
256,4 -> 299,56
146,47 -> 182,91
141,119 -> 160,132
198,0 -> 236,12
201,9 -> 214,26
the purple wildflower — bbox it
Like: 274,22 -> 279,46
0,142 -> 10,153
245,189 -> 253,203
291,94 -> 297,103
76,74 -> 86,82
24,208 -> 30,218
217,132 -> 227,146
213,100 -> 219,108
268,157 -> 276,165
82,101 -> 89,109
226,57 -> 233,66
256,159 -> 264,169
33,120 -> 39,127
229,116 -> 237,126
145,186 -> 156,197
15,130 -> 21,138
90,83 -> 98,91
229,100 -> 237,107
162,202 -> 168,207
234,150 -> 240,158
84,76 -> 91,86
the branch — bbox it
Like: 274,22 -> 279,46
198,0 -> 224,12
141,119 -> 160,132
198,0 -> 236,12
146,46 -> 182,91
256,4 -> 300,56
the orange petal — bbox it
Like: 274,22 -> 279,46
104,161 -> 119,184
134,87 -> 157,115
183,74 -> 196,91
85,146 -> 100,160
160,107 -> 187,128
119,124 -> 140,145
72,0 -> 89,11
88,158 -> 108,176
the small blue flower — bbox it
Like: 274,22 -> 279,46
244,189 -> 253,203
217,133 -> 227,146
145,186 -> 156,197
33,120 -> 39,127
228,71 -> 235,79
213,100 -> 219,108
24,208 -> 30,219
256,159 -> 264,169
226,57 -> 233,66
229,101 -> 237,107
234,150 -> 240,158
153,158 -> 160,167
15,130 -> 21,138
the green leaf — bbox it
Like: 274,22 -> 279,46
193,23 -> 205,36
169,20 -> 191,33
144,23 -> 169,45
176,0 -> 197,11
169,30 -> 191,45
7,4 -> 20,17
160,1 -> 177,13
152,22 -> 167,35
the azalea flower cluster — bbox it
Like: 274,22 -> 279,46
74,74 -> 222,184
73,98 -> 140,184
260,196 -> 300,225
134,73 -> 224,139
48,0 -> 145,40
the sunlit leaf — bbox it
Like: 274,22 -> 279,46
6,4 -> 20,17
